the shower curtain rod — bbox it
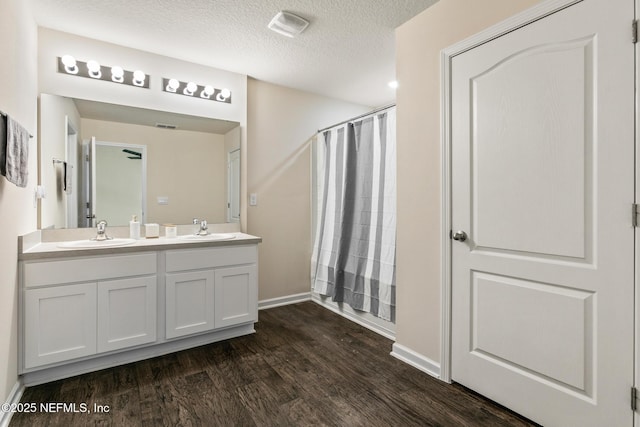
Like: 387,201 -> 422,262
317,103 -> 396,134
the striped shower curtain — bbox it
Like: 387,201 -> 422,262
311,108 -> 396,321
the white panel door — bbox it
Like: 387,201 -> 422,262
97,276 -> 157,353
214,265 -> 257,329
24,283 -> 97,369
165,271 -> 215,339
450,1 -> 634,426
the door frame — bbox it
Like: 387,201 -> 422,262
91,139 -> 148,226
440,0 -> 585,384
635,2 -> 639,425
227,148 -> 240,223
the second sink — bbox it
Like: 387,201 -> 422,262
178,233 -> 236,241
58,238 -> 137,249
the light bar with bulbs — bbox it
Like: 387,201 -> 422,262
162,78 -> 231,103
57,55 -> 149,88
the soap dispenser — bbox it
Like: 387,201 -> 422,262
130,215 -> 141,239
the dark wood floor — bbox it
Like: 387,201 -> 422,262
11,302 -> 537,426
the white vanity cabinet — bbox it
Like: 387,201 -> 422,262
19,236 -> 261,385
165,245 -> 258,339
22,253 -> 157,370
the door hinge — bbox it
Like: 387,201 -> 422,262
633,204 -> 639,227
632,387 -> 638,411
633,20 -> 638,43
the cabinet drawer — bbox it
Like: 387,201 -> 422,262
166,245 -> 257,272
23,253 -> 157,288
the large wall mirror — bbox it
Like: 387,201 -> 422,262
39,93 -> 241,229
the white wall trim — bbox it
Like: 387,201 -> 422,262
0,380 -> 25,427
391,343 -> 440,379
311,294 -> 396,340
21,324 -> 254,386
258,292 -> 311,310
439,0 -> 582,384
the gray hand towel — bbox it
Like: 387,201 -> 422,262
0,114 -> 6,177
64,162 -> 73,195
5,114 -> 29,188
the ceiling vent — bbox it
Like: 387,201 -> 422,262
268,11 -> 309,38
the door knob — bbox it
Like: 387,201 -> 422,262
452,230 -> 467,242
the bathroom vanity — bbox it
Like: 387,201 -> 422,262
17,231 -> 260,386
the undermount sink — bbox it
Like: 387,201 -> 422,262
57,238 -> 138,249
178,233 -> 236,241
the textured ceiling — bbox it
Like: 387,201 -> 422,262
30,0 -> 438,107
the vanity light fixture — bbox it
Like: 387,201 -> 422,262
162,78 -> 232,104
57,56 -> 150,89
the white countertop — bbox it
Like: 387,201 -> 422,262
19,232 -> 262,260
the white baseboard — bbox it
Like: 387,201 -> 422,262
312,294 -> 396,340
258,292 -> 311,310
391,343 -> 441,379
21,324 -> 255,386
1,380 -> 25,427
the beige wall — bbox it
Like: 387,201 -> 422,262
0,0 -> 37,404
247,79 -> 370,301
81,119 -> 228,225
394,0 -> 542,363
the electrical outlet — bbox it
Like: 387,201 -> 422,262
249,193 -> 258,206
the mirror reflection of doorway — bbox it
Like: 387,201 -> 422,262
81,137 -> 146,227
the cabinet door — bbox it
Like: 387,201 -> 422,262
97,276 -> 157,353
165,271 -> 215,339
214,265 -> 257,329
24,283 -> 97,369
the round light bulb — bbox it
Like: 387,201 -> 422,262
61,55 -> 78,74
220,88 -> 231,99
133,70 -> 146,86
111,66 -> 124,82
202,85 -> 214,97
185,82 -> 197,95
167,78 -> 180,92
86,60 -> 101,78
61,55 -> 76,67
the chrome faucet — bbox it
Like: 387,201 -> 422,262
199,219 -> 208,235
92,220 -> 112,241
192,218 -> 208,235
